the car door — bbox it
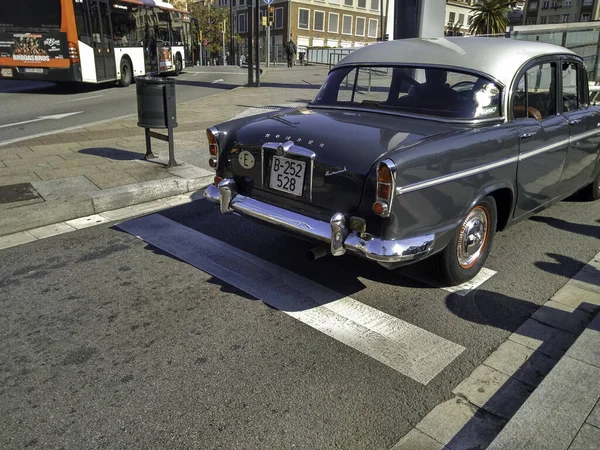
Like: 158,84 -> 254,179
559,58 -> 600,194
512,59 -> 570,219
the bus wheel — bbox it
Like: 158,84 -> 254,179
175,54 -> 182,76
118,59 -> 132,87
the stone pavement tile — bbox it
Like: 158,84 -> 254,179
94,160 -> 145,172
123,166 -> 174,182
570,270 -> 600,295
165,164 -> 212,180
0,164 -> 54,177
33,166 -> 103,181
0,173 -> 42,187
568,424 -> 600,450
0,161 -> 5,168
587,399 -> 600,429
39,136 -> 64,145
47,155 -> 109,169
3,155 -> 66,168
65,214 -> 110,230
487,357 -> 600,450
416,397 -> 506,450
99,200 -> 169,222
452,365 -> 534,420
582,252 -> 600,273
551,284 -> 600,312
483,340 -> 558,388
27,222 -> 77,239
564,315 -> 600,369
509,318 -> 578,359
391,429 -> 449,450
31,176 -> 100,202
531,300 -> 596,335
0,147 -> 32,159
85,170 -> 139,189
0,231 -> 37,250
27,142 -> 82,153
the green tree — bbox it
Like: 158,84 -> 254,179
468,0 -> 516,36
189,1 -> 230,56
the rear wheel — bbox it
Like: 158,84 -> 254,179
118,59 -> 132,87
433,196 -> 497,286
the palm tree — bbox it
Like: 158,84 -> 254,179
468,0 -> 516,36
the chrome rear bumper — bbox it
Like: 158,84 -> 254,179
204,180 -> 434,264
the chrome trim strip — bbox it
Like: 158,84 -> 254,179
204,182 -> 434,263
262,141 -> 316,201
570,127 -> 600,142
396,155 -> 519,195
518,138 -> 569,161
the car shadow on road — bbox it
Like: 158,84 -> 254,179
437,260 -> 600,449
529,215 -> 600,240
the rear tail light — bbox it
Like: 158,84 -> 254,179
206,127 -> 220,179
68,42 -> 79,63
373,159 -> 396,218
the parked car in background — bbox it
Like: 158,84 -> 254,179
204,37 -> 600,285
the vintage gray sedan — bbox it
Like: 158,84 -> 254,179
204,37 -> 600,285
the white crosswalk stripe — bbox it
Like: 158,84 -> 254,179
118,214 -> 466,385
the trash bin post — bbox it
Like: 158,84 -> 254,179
135,76 -> 179,167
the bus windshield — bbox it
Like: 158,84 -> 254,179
2,1 -> 62,30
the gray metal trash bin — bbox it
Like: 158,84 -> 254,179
135,76 -> 178,129
135,76 -> 179,167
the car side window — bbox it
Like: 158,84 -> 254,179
562,62 -> 584,112
513,62 -> 557,121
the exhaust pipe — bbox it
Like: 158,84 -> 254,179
306,245 -> 329,261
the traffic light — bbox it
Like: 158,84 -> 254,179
383,33 -> 389,41
268,7 -> 274,27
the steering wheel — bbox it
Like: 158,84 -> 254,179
451,81 -> 476,92
513,105 -> 542,121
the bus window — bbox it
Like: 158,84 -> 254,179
3,1 -> 61,30
74,3 -> 92,46
171,12 -> 183,46
110,3 -> 137,47
155,10 -> 171,43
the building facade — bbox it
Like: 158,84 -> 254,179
444,0 -> 476,36
523,0 -> 600,25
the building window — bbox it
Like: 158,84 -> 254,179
540,16 -> 547,24
315,0 -> 325,3
239,0 -> 245,5
329,0 -> 340,4
357,0 -> 367,9
218,0 -> 228,6
458,13 -> 465,25
356,17 -> 365,36
342,15 -> 353,34
368,18 -> 378,37
542,1 -> 549,9
527,17 -> 536,24
275,7 -> 283,29
298,8 -> 310,29
370,0 -> 379,11
328,12 -> 339,33
449,11 -> 456,23
564,0 -> 572,5
584,0 -> 593,5
314,11 -> 325,31
581,13 -> 591,21
529,2 -> 538,10
238,13 -> 246,33
562,14 -> 569,22
344,0 -> 353,5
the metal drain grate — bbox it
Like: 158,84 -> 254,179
0,183 -> 42,205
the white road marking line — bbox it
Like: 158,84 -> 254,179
0,111 -> 83,129
57,95 -> 103,104
117,214 -> 465,385
211,78 -> 224,84
405,267 -> 497,296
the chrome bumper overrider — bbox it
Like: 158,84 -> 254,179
204,181 -> 434,264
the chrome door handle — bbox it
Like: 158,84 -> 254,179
520,132 -> 537,139
568,119 -> 582,125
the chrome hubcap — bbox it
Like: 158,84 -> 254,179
457,207 -> 488,268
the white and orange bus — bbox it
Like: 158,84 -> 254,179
0,0 -> 191,86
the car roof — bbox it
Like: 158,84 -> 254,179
335,37 -> 578,87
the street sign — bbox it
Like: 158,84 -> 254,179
264,0 -> 273,4
202,39 -> 208,46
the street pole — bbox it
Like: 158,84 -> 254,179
247,1 -> 253,85
266,25 -> 270,68
380,0 -> 383,41
230,0 -> 235,66
222,20 -> 227,65
255,0 -> 260,87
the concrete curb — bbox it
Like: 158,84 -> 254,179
0,165 -> 213,237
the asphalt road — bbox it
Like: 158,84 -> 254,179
0,66 -> 248,145
1,189 -> 599,449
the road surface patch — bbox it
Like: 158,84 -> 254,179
117,214 -> 466,385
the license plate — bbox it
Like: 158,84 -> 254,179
269,155 -> 306,197
1,68 -> 12,77
24,68 -> 43,73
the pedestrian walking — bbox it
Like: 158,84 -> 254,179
285,37 -> 296,68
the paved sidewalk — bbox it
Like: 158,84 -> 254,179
0,65 -> 328,238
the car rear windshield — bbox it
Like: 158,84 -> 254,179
1,1 -> 62,30
311,66 -> 502,120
